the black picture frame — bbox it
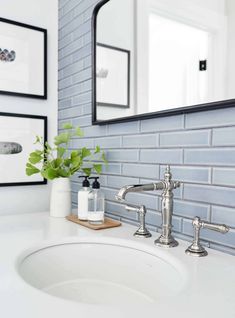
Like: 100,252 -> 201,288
0,17 -> 47,99
0,112 -> 47,187
96,43 -> 130,109
92,0 -> 235,125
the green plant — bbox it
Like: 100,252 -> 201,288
26,123 -> 107,180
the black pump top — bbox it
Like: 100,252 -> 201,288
89,177 -> 100,189
79,176 -> 90,187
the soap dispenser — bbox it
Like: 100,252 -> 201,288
88,177 -> 105,225
78,176 -> 91,220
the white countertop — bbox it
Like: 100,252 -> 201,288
0,212 -> 235,318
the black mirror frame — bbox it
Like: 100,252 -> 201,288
92,0 -> 235,125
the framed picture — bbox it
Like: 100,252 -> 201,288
96,43 -> 130,108
0,17 -> 47,99
0,112 -> 47,187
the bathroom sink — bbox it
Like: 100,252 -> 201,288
17,238 -> 187,305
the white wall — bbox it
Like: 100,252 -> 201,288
0,0 -> 58,215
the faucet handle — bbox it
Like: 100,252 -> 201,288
125,203 -> 152,238
185,217 -> 230,257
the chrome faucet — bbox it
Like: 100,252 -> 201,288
185,217 -> 230,257
116,165 -> 180,247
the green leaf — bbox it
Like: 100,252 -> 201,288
64,158 -> 71,167
52,158 -> 63,168
75,126 -> 84,137
81,147 -> 91,158
102,152 -> 108,165
54,132 -> 70,146
62,122 -> 73,130
34,136 -> 42,144
26,163 -> 40,176
82,168 -> 92,176
58,169 -> 69,178
57,147 -> 65,158
29,152 -> 42,164
95,145 -> 100,154
93,164 -> 102,174
47,168 -> 59,180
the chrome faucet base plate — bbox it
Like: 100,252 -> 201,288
134,229 -> 152,238
185,247 -> 208,257
185,242 -> 208,257
154,235 -> 178,248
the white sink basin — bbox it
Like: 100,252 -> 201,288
17,238 -> 188,305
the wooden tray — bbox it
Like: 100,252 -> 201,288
66,214 -> 121,230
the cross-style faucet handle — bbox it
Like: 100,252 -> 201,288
185,217 -> 230,257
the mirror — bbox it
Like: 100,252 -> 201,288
93,0 -> 235,124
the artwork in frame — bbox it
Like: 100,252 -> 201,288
96,43 -> 130,108
0,113 -> 47,187
0,17 -> 47,99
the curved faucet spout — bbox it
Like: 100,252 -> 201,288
115,182 -> 164,202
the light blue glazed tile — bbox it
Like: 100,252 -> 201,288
213,168 -> 235,186
125,192 -> 159,210
59,33 -> 73,50
94,137 -> 121,149
58,106 -> 83,120
140,115 -> 184,133
108,121 -> 140,136
160,130 -> 211,147
71,138 -> 94,149
82,125 -> 106,138
72,115 -> 91,127
184,184 -> 235,207
140,149 -> 183,164
105,201 -> 138,221
184,148 -> 235,166
213,127 -> 235,146
107,176 -> 139,188
107,150 -> 139,162
63,59 -> 84,78
72,91 -> 92,106
61,36 -> 84,58
145,211 -> 162,227
102,163 -> 121,175
122,164 -> 159,179
72,68 -> 92,85
58,98 -> 72,110
185,107 -> 235,129
210,243 -> 235,256
160,166 -> 211,184
174,199 -> 209,219
212,206 -> 235,228
123,134 -> 158,148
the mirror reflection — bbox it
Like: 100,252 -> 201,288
95,0 -> 235,122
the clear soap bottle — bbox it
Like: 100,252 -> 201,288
78,176 -> 91,220
88,177 -> 105,225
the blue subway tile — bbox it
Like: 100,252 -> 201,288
213,127 -> 235,146
140,115 -> 184,133
213,168 -> 235,186
123,164 -> 159,179
108,121 -> 140,135
106,150 -> 139,162
160,166 -> 211,184
184,184 -> 235,207
123,134 -> 158,148
186,107 -> 235,129
185,148 -> 235,166
212,206 -> 235,228
140,149 -> 183,164
160,130 -> 211,147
